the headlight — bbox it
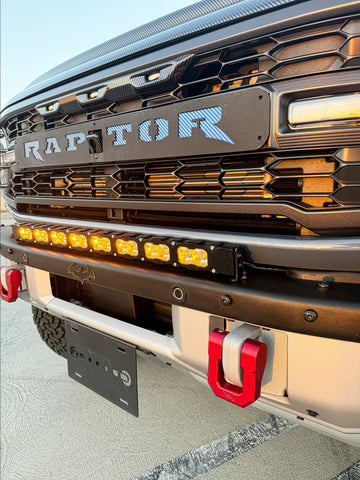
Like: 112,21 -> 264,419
288,93 -> 360,129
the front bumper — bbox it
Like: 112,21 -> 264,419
1,224 -> 360,342
1,253 -> 359,446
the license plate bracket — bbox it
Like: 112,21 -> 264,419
65,321 -> 138,417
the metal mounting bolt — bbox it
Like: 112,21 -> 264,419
7,248 -> 13,255
221,295 -> 232,306
318,281 -> 329,290
172,285 -> 186,302
303,309 -> 318,323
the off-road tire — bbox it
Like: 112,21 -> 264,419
32,306 -> 67,358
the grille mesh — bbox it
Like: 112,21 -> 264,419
8,149 -> 360,210
177,18 -> 359,97
4,17 -> 360,144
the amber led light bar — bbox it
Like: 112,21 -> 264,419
14,223 -> 240,277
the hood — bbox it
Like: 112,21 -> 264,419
4,0 -> 304,110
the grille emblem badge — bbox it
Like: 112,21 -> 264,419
68,263 -> 95,285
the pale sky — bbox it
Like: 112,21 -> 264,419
1,0 -> 196,110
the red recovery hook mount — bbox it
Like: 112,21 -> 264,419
208,328 -> 267,408
0,267 -> 23,303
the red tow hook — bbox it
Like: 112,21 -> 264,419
208,329 -> 267,408
0,268 -> 23,303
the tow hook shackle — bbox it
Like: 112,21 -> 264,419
208,328 -> 267,408
0,267 -> 23,303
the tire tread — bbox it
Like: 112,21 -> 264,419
32,306 -> 67,358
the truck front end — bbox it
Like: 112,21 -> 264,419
1,0 -> 359,445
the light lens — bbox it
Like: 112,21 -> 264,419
69,233 -> 88,249
177,246 -> 208,268
147,71 -> 161,82
90,235 -> 111,253
50,230 -> 67,245
144,242 -> 170,262
33,228 -> 49,243
177,246 -> 192,265
288,93 -> 360,128
19,227 -> 33,240
115,239 -> 139,257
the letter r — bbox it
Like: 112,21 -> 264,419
178,107 -> 234,144
24,141 -> 44,162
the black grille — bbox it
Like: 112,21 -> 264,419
176,17 -> 359,96
8,149 -> 360,210
4,16 -> 360,144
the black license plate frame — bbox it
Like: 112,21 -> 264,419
65,320 -> 138,417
